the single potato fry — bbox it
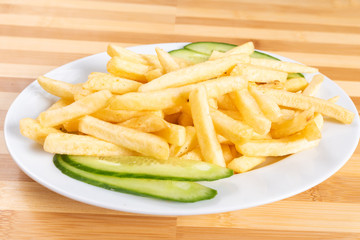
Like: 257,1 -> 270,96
83,72 -> 141,94
107,57 -> 149,82
179,147 -> 203,161
236,133 -> 319,157
301,119 -> 322,141
62,118 -> 80,133
20,118 -> 61,144
284,77 -> 308,92
44,132 -> 136,156
46,98 -> 73,111
302,74 -> 324,96
138,54 -> 249,92
227,156 -> 266,173
250,58 -> 318,73
119,114 -> 167,132
145,68 -> 163,82
209,50 -> 225,60
232,64 -> 288,83
37,76 -> 80,100
261,89 -> 355,124
38,90 -> 112,127
155,122 -> 186,146
155,47 -> 180,73
224,42 -> 254,56
78,116 -> 169,159
141,54 -> 162,69
230,89 -> 271,135
92,108 -> 163,123
190,86 -> 225,167
222,144 -> 234,164
110,76 -> 247,110
170,126 -> 197,157
216,94 -> 237,110
107,44 -> 148,65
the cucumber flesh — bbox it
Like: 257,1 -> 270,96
169,49 -> 208,64
54,155 -> 217,202
62,155 -> 233,181
184,42 -> 236,55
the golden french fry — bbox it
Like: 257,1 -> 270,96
37,76 -> 80,100
138,54 -> 249,92
209,50 -> 225,60
190,86 -> 225,167
107,57 -> 149,82
250,58 -> 318,73
142,54 -> 162,69
179,147 -> 203,161
38,90 -> 112,127
44,132 -> 136,156
62,119 -> 80,133
170,126 -> 197,157
222,144 -> 234,164
217,134 -> 232,144
208,98 -> 218,109
107,44 -> 148,65
155,122 -> 186,146
284,77 -> 308,92
119,115 -> 167,132
163,106 -> 182,115
302,74 -> 324,96
225,42 -> 254,56
178,112 -> 193,126
262,89 -> 355,124
47,98 -> 73,110
92,108 -> 163,123
232,64 -> 288,83
216,94 -> 237,110
230,89 -> 271,135
236,133 -> 319,157
164,112 -> 181,124
313,112 -> 324,130
145,68 -> 163,82
301,119 -> 321,141
73,87 -> 95,101
229,145 -> 240,158
328,96 -> 340,103
20,118 -> 61,144
155,47 -> 180,73
79,116 -> 169,159
83,72 -> 141,94
227,156 -> 266,173
271,108 -> 315,139
210,108 -> 255,142
110,76 -> 247,110
249,84 -> 282,122
279,108 -> 296,121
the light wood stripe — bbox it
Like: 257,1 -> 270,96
0,77 -> 34,92
0,63 -> 55,78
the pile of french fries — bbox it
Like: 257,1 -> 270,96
20,42 -> 355,174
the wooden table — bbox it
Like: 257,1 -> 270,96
1,0 -> 360,239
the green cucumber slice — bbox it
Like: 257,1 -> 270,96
169,49 -> 208,64
250,51 -> 280,61
184,42 -> 236,55
54,155 -> 217,202
62,155 -> 233,181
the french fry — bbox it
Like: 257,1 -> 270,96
301,119 -> 321,141
262,88 -> 355,124
178,112 -> 193,126
229,145 -> 240,158
110,76 -> 247,111
179,147 -> 203,161
62,119 -> 80,133
92,108 -> 163,123
119,114 -> 167,132
170,126 -> 197,157
216,94 -> 237,110
284,77 -> 308,92
46,98 -> 73,111
38,90 -> 112,127
328,96 -> 340,103
313,112 -> 324,130
44,132 -> 136,156
250,58 -> 318,73
78,116 -> 169,159
20,118 -> 61,144
83,72 -> 141,94
155,122 -> 186,146
145,68 -> 163,82
164,112 -> 181,124
302,74 -> 324,96
236,133 -> 319,157
230,89 -> 271,135
107,57 -> 149,82
224,42 -> 254,56
209,50 -> 225,60
217,134 -> 232,144
271,108 -> 315,139
155,47 -> 180,73
138,54 -> 249,92
163,105 -> 182,115
232,64 -> 288,83
190,86 -> 225,167
107,44 -> 148,65
279,108 -> 296,121
227,156 -> 266,173
208,98 -> 218,109
222,144 -> 234,164
210,108 -> 255,141
141,54 -> 162,69
249,84 -> 282,122
37,76 -> 80,100
73,87 -> 95,101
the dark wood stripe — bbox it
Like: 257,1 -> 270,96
0,77 -> 34,92
0,154 -> 33,182
87,0 -> 177,6
176,16 -> 360,34
351,97 -> 360,112
1,25 -> 360,56
176,226 -> 360,240
1,210 -> 176,239
0,4 -> 174,24
317,67 -> 360,81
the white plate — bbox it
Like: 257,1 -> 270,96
5,43 -> 360,216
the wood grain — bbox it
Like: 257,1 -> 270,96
1,0 -> 359,239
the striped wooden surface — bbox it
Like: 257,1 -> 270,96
1,0 -> 360,239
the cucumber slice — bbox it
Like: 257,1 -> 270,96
54,155 -> 217,202
169,49 -> 209,64
287,72 -> 304,79
250,51 -> 280,61
62,155 -> 233,181
184,42 -> 236,55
